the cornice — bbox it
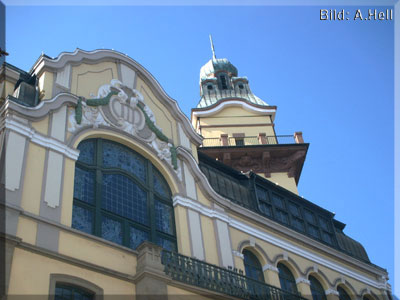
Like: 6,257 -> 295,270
173,195 -> 386,291
30,48 -> 202,146
3,118 -> 79,160
2,93 -> 79,120
192,98 -> 277,119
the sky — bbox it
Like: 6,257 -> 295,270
3,3 -> 396,294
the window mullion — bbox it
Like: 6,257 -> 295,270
95,139 -> 103,237
148,161 -> 156,244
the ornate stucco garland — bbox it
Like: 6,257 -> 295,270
74,89 -> 119,125
74,89 -> 178,170
136,102 -> 178,170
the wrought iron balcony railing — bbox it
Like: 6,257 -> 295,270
201,134 -> 303,148
161,249 -> 307,300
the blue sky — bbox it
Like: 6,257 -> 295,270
4,4 -> 395,292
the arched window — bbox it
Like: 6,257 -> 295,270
243,249 -> 264,282
55,283 -> 94,300
309,275 -> 327,300
72,138 -> 176,251
277,262 -> 298,294
338,286 -> 351,300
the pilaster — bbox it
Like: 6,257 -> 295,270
326,289 -> 340,300
135,242 -> 169,300
263,264 -> 281,287
296,277 -> 312,300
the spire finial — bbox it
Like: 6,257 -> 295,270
209,34 -> 216,59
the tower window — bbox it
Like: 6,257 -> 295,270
235,138 -> 244,146
238,83 -> 244,89
207,84 -> 213,90
220,74 -> 228,89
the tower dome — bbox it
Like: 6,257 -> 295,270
200,58 -> 238,81
197,36 -> 268,108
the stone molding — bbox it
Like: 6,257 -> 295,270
192,99 -> 276,118
172,194 -> 387,290
29,48 -> 203,146
263,264 -> 279,273
325,289 -> 340,296
296,277 -> 311,285
3,118 -> 79,160
232,250 -> 244,259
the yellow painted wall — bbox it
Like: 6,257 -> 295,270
38,71 -> 54,100
60,158 -> 75,226
196,106 -> 274,139
2,81 -> 15,99
167,285 -> 211,300
16,216 -> 37,245
264,172 -> 299,195
191,143 -> 199,162
58,231 -> 137,276
8,248 -> 134,295
196,186 -> 212,208
201,126 -> 275,139
200,215 -> 219,266
71,62 -> 118,98
200,115 -> 271,126
20,143 -> 45,215
206,106 -> 270,118
31,116 -> 49,135
174,206 -> 191,257
136,76 -> 178,145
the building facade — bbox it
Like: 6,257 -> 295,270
0,49 -> 392,300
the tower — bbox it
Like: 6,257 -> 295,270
192,38 -> 308,194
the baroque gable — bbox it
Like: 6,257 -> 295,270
68,79 -> 181,178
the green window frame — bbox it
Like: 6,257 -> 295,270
72,138 -> 177,251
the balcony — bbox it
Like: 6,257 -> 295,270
161,249 -> 308,300
201,133 -> 304,148
197,132 -> 308,183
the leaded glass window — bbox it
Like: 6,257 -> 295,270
72,139 -> 176,251
309,275 -> 327,300
243,250 -> 265,282
277,263 -> 298,294
55,284 -> 94,300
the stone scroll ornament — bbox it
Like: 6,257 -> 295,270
68,79 -> 180,177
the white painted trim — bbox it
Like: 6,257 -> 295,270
172,195 -> 386,290
232,250 -> 244,259
30,48 -> 203,146
296,277 -> 311,285
325,289 -> 340,296
263,264 -> 279,273
192,100 -> 276,117
4,119 -> 79,160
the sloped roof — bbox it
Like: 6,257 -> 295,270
198,152 -> 371,264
